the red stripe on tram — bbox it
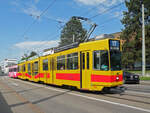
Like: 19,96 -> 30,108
56,73 -> 80,81
91,74 -> 123,82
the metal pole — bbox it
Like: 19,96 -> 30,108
142,4 -> 146,76
73,34 -> 75,43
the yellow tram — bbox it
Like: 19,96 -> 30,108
17,38 -> 123,91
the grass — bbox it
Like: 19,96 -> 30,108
128,70 -> 150,73
140,76 -> 150,80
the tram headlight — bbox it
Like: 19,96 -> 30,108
116,76 -> 119,80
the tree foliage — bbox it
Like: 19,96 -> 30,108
59,17 -> 87,47
21,51 -> 37,61
120,0 -> 150,69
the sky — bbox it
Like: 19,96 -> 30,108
0,0 -> 127,62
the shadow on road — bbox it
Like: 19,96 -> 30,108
0,92 -> 13,113
32,90 -> 72,104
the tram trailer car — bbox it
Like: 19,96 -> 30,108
8,65 -> 18,78
17,38 -> 123,91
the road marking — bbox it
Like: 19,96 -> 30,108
11,82 -> 18,86
0,76 -> 9,80
13,79 -> 150,113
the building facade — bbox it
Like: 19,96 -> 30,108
0,59 -> 17,74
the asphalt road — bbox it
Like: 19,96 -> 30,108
124,83 -> 150,93
0,76 -> 150,113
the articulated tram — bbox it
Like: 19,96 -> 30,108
17,38 -> 123,91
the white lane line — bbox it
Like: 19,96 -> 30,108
11,82 -> 18,86
13,79 -> 150,113
69,93 -> 150,113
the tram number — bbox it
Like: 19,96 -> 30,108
109,40 -> 120,50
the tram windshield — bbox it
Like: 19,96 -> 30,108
93,50 -> 109,71
110,50 -> 121,71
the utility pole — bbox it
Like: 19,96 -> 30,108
142,3 -> 146,76
73,34 -> 75,43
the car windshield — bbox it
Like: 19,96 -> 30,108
110,50 -> 121,71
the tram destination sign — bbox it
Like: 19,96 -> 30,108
109,40 -> 120,50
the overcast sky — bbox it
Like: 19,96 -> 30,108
0,0 -> 126,62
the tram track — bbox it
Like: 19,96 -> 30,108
0,80 -> 44,113
102,89 -> 150,106
10,77 -> 150,105
12,78 -> 150,113
122,84 -> 150,94
126,88 -> 150,93
123,91 -> 150,99
2,76 -> 150,113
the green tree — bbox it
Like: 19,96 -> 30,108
59,17 -> 87,47
21,53 -> 28,61
120,0 -> 150,70
28,51 -> 37,58
21,51 -> 37,61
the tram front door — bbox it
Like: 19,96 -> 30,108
80,51 -> 91,90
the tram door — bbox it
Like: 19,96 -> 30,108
51,57 -> 55,84
80,51 -> 90,89
42,58 -> 49,83
46,57 -> 53,84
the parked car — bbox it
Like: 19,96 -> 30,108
123,71 -> 140,84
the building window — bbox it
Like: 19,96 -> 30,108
67,53 -> 78,70
43,59 -> 48,71
57,55 -> 65,70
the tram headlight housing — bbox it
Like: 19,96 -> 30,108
116,76 -> 119,80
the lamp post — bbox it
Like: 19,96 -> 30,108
142,3 -> 146,76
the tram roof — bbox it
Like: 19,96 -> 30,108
17,38 -> 119,64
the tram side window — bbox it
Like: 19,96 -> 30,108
28,63 -> 31,75
9,68 -> 12,72
57,55 -> 65,70
33,62 -> 38,72
20,66 -> 22,72
28,63 -> 31,71
87,52 -> 89,69
14,68 -> 17,72
82,53 -> 85,69
22,64 -> 26,72
67,53 -> 78,70
32,61 -> 39,75
18,66 -> 21,72
43,59 -> 48,71
73,53 -> 78,69
93,50 -> 109,71
17,67 -> 19,72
